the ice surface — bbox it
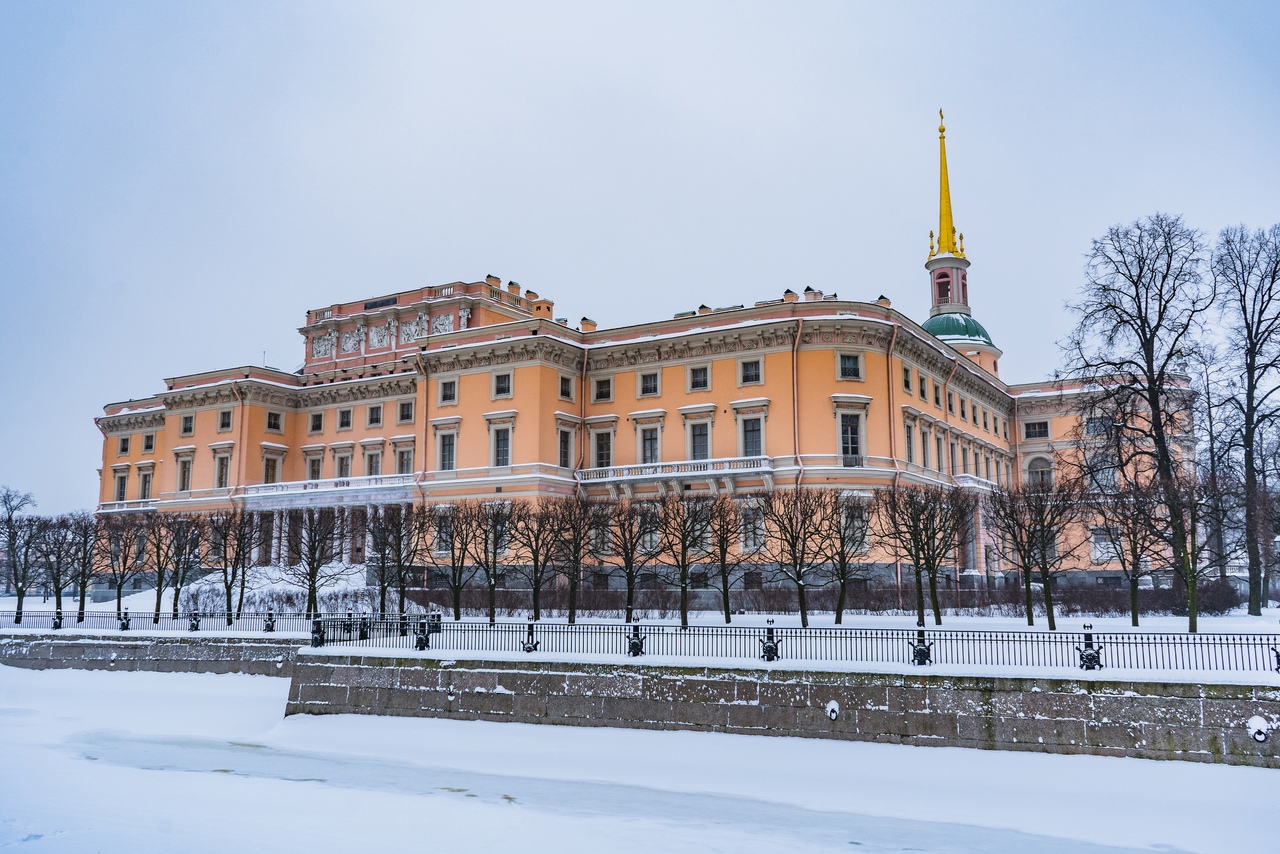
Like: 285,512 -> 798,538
2,665 -> 1276,853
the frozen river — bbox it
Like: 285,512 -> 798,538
1,665 -> 1274,853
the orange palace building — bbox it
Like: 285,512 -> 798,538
96,119 -> 1107,586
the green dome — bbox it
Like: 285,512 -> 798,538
922,312 -> 994,347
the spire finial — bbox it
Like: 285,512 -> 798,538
929,110 -> 964,259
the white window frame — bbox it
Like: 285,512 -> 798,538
179,414 -> 195,437
737,356 -> 764,388
491,370 -> 513,401
835,351 -> 864,382
593,375 -> 614,403
437,376 -> 459,407
217,409 -> 233,433
637,370 -> 661,398
687,363 -> 711,393
1024,420 -> 1050,440
337,408 -> 353,431
366,404 -> 383,428
559,374 -> 575,402
308,412 -> 324,434
397,399 -> 415,425
265,411 -> 284,433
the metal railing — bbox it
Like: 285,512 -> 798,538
4,610 -> 1279,674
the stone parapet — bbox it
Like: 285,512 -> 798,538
0,632 -> 300,677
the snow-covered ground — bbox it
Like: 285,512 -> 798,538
1,666 -> 1276,853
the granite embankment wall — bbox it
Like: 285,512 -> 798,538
0,633 -> 300,677
288,652 -> 1280,767
2,633 -> 1278,767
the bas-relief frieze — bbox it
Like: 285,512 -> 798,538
400,315 -> 425,343
158,377 -> 417,414
98,411 -> 166,435
340,327 -> 364,354
311,330 -> 337,359
425,340 -> 583,375
431,314 -> 454,335
368,323 -> 390,349
587,327 -> 797,372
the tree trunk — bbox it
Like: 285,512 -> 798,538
451,583 -> 462,620
224,579 -> 235,625
624,572 -> 634,624
927,571 -> 943,626
913,569 -> 926,627
171,583 -> 182,620
54,586 -> 64,615
679,570 -> 689,629
1187,574 -> 1199,634
1245,454 -> 1263,615
236,569 -> 247,619
487,580 -> 496,625
115,584 -> 124,619
1022,567 -> 1035,626
378,582 -> 388,617
796,578 -> 809,629
1129,575 -> 1140,627
532,574 -> 542,622
719,564 -> 732,625
834,578 -> 847,625
567,572 -> 578,625
1039,568 -> 1057,631
13,590 -> 23,624
306,584 -> 318,620
77,582 -> 87,623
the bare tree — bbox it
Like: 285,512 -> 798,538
601,498 -> 661,624
65,511 -> 98,623
818,489 -> 873,625
1062,213 -> 1214,630
1,486 -> 35,609
424,503 -> 479,621
165,514 -> 206,620
873,483 -> 976,627
207,509 -> 261,623
655,493 -> 714,629
464,500 -> 515,624
1214,223 -> 1280,615
552,494 -> 607,625
280,508 -> 348,618
3,516 -> 41,624
985,473 -> 1088,631
368,504 -> 430,616
759,487 -> 830,629
1087,477 -> 1167,626
35,516 -> 77,615
96,512 -> 149,617
508,498 -> 565,621
703,494 -> 764,625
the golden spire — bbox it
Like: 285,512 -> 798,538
930,109 -> 964,259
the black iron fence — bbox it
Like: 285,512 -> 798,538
3,610 -> 1279,674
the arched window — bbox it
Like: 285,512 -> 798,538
935,272 -> 951,304
1027,457 -> 1053,486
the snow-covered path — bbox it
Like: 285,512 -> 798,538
1,666 -> 1275,853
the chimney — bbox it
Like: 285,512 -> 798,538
507,282 -> 520,295
524,290 -> 539,300
532,298 -> 554,317
804,286 -> 824,301
580,317 -> 597,333
875,295 -> 892,308
485,274 -> 501,286
555,317 -> 569,326
697,304 -> 712,315
782,289 -> 799,303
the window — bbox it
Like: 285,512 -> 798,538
742,417 -> 762,457
118,436 -> 130,455
398,401 -> 414,424
741,507 -> 764,551
367,405 -> 382,427
594,378 -> 612,402
560,376 -> 574,400
982,409 -> 989,431
972,404 -> 979,426
397,449 -> 414,474
439,434 -> 455,471
433,514 -> 453,554
1024,421 -> 1049,440
1088,454 -> 1116,491
594,432 -> 612,468
947,392 -> 955,414
336,455 -> 352,478
936,436 -> 944,472
840,414 -> 860,465
905,424 -> 915,464
308,457 -> 322,480
984,455 -> 991,481
1091,529 -> 1118,563
262,458 -> 277,485
961,447 -> 970,475
366,451 -> 381,476
266,412 -> 282,432
932,382 -> 941,407
689,366 -> 709,391
1086,417 -> 1110,436
215,456 -> 230,489
493,373 -> 512,398
180,415 -> 194,436
903,366 -> 912,392
309,412 -> 324,433
839,353 -> 861,380
690,423 -> 710,460
741,360 -> 761,385
439,380 -> 457,405
918,373 -> 928,400
995,459 -> 1003,485
338,408 -> 353,430
493,428 -> 510,467
559,430 -> 573,468
920,430 -> 930,469
143,433 -> 154,453
640,372 -> 659,396
178,459 -> 193,491
641,427 -> 659,464
1027,457 -> 1053,486
219,410 -> 233,431
959,399 -> 967,420
139,472 -> 151,500
114,473 -> 128,502
950,441 -> 958,475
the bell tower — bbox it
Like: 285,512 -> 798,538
920,111 -> 1002,374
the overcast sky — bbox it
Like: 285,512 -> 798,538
2,1 -> 1278,513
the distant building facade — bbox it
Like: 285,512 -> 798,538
96,119 -> 1170,587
